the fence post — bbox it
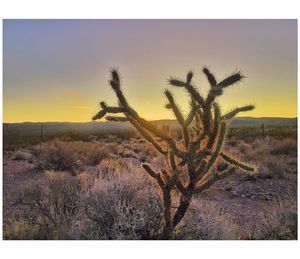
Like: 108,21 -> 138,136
40,123 -> 44,148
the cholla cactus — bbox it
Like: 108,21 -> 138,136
93,67 -> 255,239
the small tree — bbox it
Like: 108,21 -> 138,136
92,67 -> 256,239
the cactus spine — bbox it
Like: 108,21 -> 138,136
93,67 -> 256,239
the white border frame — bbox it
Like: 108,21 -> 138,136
0,1 -> 299,259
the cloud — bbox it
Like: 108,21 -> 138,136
62,92 -> 82,97
75,105 -> 94,110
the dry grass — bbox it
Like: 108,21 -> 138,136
71,159 -> 162,239
225,137 -> 297,179
177,199 -> 239,240
3,135 -> 297,240
246,198 -> 297,240
8,171 -> 85,239
36,139 -> 112,174
269,138 -> 297,156
12,150 -> 34,162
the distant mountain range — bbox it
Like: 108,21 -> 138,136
3,117 -> 297,135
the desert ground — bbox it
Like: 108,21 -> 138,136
2,124 -> 297,240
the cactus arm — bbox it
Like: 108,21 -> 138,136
195,167 -> 236,193
172,193 -> 193,228
217,71 -> 244,88
203,67 -> 217,87
184,103 -> 200,127
164,90 -> 190,149
189,97 -> 202,136
197,108 -> 204,125
168,78 -> 206,107
165,151 -> 184,190
207,103 -> 221,149
176,180 -> 186,194
92,106 -> 124,121
221,105 -> 255,120
194,149 -> 211,167
143,163 -> 173,235
220,152 -> 256,171
165,90 -> 185,125
165,150 -> 186,192
195,122 -> 227,181
203,67 -> 224,104
184,83 -> 206,107
182,126 -> 190,150
92,109 -> 107,121
168,150 -> 176,172
202,105 -> 213,133
188,130 -> 208,154
142,164 -> 165,188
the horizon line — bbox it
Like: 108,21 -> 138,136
3,116 -> 298,124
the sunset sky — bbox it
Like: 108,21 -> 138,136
3,19 -> 297,122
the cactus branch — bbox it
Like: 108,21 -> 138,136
195,167 -> 236,193
217,72 -> 244,88
222,105 -> 255,120
165,90 -> 185,125
142,164 -> 165,188
220,152 -> 256,171
203,67 -> 217,87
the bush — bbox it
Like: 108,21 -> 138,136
270,138 -> 297,155
246,199 -> 297,240
39,139 -> 79,173
177,199 -> 239,240
17,171 -> 85,239
78,142 -> 110,166
3,219 -> 42,240
70,159 -> 162,240
38,139 -> 112,173
12,150 -> 34,163
225,137 -> 295,179
8,159 -> 163,240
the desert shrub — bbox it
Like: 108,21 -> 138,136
71,159 -> 162,240
12,150 -> 34,163
80,143 -> 110,166
251,138 -> 295,178
237,141 -> 252,155
37,139 -> 113,173
139,143 -> 160,162
225,138 -> 295,179
258,155 -> 288,179
177,199 -> 239,240
94,158 -> 130,178
39,139 -> 80,173
3,219 -> 42,240
270,138 -> 297,156
17,171 -> 85,239
246,199 -> 297,240
11,158 -> 163,240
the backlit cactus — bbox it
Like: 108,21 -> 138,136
93,67 -> 256,239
